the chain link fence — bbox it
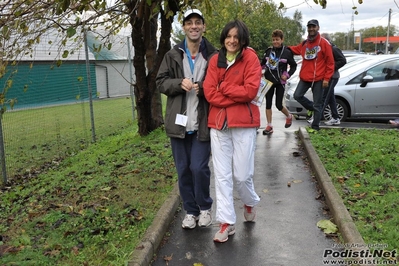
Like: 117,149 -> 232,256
0,34 -> 136,184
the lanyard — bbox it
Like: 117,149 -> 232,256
267,46 -> 285,81
185,39 -> 195,74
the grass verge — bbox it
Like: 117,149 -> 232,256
0,126 -> 177,265
3,97 -> 134,178
308,128 -> 399,249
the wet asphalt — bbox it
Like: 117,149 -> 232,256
149,107 -> 337,266
138,104 -> 396,266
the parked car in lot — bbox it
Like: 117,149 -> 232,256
284,55 -> 399,121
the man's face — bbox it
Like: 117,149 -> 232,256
307,24 -> 319,37
183,15 -> 205,42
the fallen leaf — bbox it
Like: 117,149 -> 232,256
127,209 -> 143,221
262,189 -> 269,193
185,252 -> 192,259
353,192 -> 367,199
317,219 -> 338,234
315,191 -> 323,200
347,200 -> 355,205
194,263 -> 204,266
354,183 -> 361,188
0,245 -> 22,256
71,246 -> 79,255
44,249 -> 61,257
336,176 -> 345,184
163,253 -> 173,262
292,179 -> 303,184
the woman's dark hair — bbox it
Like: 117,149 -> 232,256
219,19 -> 250,48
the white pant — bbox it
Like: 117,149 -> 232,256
210,127 -> 260,225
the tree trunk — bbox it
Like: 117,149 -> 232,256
127,0 -> 178,136
128,1 -> 161,136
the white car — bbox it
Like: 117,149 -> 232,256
284,55 -> 399,121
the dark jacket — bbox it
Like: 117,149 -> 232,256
156,37 -> 217,141
331,44 -> 347,79
260,45 -> 297,84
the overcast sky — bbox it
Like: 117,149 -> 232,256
273,0 -> 399,36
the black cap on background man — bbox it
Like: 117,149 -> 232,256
307,19 -> 319,27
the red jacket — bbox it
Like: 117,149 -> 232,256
204,47 -> 261,129
289,33 -> 334,83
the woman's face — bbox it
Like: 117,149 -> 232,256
224,27 -> 240,55
272,37 -> 283,48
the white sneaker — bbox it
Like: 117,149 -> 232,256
198,209 -> 212,227
244,205 -> 256,222
182,214 -> 198,229
324,118 -> 340,126
307,115 -> 314,124
213,223 -> 236,243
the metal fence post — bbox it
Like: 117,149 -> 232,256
84,29 -> 96,143
127,36 -> 135,121
0,115 -> 7,184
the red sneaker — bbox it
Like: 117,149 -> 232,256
285,114 -> 293,128
262,125 -> 273,135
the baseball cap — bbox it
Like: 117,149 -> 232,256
183,9 -> 204,23
307,19 -> 319,27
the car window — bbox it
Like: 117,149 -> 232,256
366,63 -> 387,82
348,59 -> 399,84
381,60 -> 399,80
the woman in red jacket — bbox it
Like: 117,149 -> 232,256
204,20 -> 261,243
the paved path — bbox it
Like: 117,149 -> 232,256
150,107 -> 337,266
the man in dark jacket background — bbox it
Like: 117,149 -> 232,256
156,9 -> 217,230
320,33 -> 347,126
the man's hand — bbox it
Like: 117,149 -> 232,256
322,80 -> 329,88
181,78 -> 194,92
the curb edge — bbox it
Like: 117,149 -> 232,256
298,127 -> 365,245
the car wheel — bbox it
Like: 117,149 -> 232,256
323,107 -> 332,121
323,99 -> 348,122
336,99 -> 348,122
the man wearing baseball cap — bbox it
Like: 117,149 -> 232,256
289,19 -> 334,130
183,9 -> 204,23
156,9 -> 217,229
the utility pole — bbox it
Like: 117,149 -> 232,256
351,11 -> 355,50
386,8 -> 392,54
